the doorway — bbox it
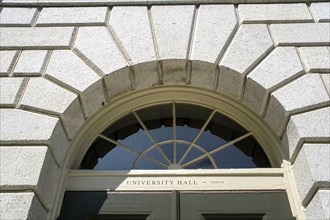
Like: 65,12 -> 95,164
58,191 -> 293,220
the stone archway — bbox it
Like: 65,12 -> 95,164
1,3 -> 329,219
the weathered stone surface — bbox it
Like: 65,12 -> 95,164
0,109 -> 68,163
132,61 -> 159,90
298,47 -> 330,73
310,3 -> 330,22
265,74 -> 330,136
104,67 -> 132,99
74,27 -> 128,75
0,51 -> 18,76
162,60 -> 187,84
14,50 -> 48,76
46,50 -> 105,117
0,146 -> 59,209
219,24 -> 273,99
191,5 -> 237,63
243,47 -> 304,115
305,190 -> 330,220
110,6 -> 156,64
270,23 -> 330,46
238,4 -> 312,23
151,5 -> 194,59
20,78 -> 85,139
37,7 -> 108,26
0,77 -> 25,107
282,107 -> 330,161
321,74 -> 330,94
191,60 -> 218,90
0,8 -> 37,26
293,143 -> 330,206
0,27 -> 75,49
0,192 -> 47,220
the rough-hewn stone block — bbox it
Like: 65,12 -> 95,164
305,190 -> 330,220
14,50 -> 48,76
238,4 -> 312,23
0,77 -> 25,107
191,5 -> 237,63
298,47 -> 330,73
310,3 -> 330,22
20,78 -> 85,139
73,27 -> 128,75
293,143 -> 330,206
46,50 -> 105,117
0,51 -> 18,76
151,5 -> 194,59
0,109 -> 68,164
37,7 -> 108,26
0,8 -> 37,26
0,192 -> 47,220
282,107 -> 330,161
243,47 -> 304,115
0,146 -> 59,209
265,74 -> 330,136
219,24 -> 273,99
270,23 -> 330,46
0,27 -> 75,49
110,6 -> 156,64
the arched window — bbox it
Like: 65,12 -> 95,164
81,103 -> 271,170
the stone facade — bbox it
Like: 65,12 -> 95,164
0,1 -> 329,219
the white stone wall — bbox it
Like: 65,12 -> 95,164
0,1 -> 329,219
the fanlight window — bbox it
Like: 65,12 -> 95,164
81,103 -> 271,170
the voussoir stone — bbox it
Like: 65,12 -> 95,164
151,5 -> 194,59
238,4 -> 312,23
0,77 -> 25,107
265,74 -> 330,136
0,50 -> 18,76
0,109 -> 69,164
20,78 -> 85,140
0,146 -> 59,209
282,107 -> 330,162
219,24 -> 273,99
270,23 -> 330,46
110,6 -> 156,64
243,47 -> 304,115
0,27 -> 75,49
191,60 -> 218,90
0,8 -> 37,26
191,5 -> 237,63
305,190 -> 330,220
0,192 -> 47,220
293,143 -> 330,206
310,3 -> 330,22
46,50 -> 105,117
104,67 -> 132,99
73,27 -> 128,75
298,47 -> 330,73
14,50 -> 49,76
37,7 -> 108,26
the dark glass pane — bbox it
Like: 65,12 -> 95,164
206,112 -> 247,142
149,125 -> 173,143
94,147 -> 137,170
119,129 -> 154,153
145,147 -> 170,165
202,214 -> 264,220
195,130 -> 227,152
176,143 -> 189,163
159,143 -> 173,163
181,147 -> 204,165
176,125 -> 199,142
135,157 -> 166,169
185,157 -> 213,169
213,145 -> 257,169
